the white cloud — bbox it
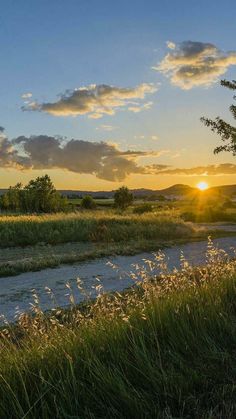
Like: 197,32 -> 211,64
153,41 -> 236,89
166,41 -> 176,50
96,124 -> 118,131
22,83 -> 157,118
21,92 -> 32,99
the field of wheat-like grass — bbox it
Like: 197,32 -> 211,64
0,210 -> 195,247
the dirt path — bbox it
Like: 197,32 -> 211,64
1,235 -> 236,322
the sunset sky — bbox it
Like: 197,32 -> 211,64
0,0 -> 236,190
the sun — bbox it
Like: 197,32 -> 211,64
197,181 -> 209,191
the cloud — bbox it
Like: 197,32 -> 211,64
96,124 -> 118,131
21,92 -> 32,99
151,163 -> 236,176
128,101 -> 153,113
153,41 -> 236,89
0,134 -> 31,169
0,133 -> 164,181
22,83 -> 157,118
145,164 -> 170,174
2,131 -> 235,180
166,41 -> 176,50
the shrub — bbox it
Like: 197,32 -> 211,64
114,186 -> 133,211
133,203 -> 153,214
80,195 -> 96,209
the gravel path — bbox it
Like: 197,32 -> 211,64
1,235 -> 236,322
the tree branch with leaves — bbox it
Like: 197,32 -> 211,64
201,79 -> 236,154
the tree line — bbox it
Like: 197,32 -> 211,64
0,176 -> 134,213
0,175 -> 68,213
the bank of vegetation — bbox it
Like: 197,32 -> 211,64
0,211 -> 195,247
1,243 -> 236,418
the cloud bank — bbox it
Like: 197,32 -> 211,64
151,163 -> 236,176
22,83 -> 157,118
2,128 -> 236,181
153,41 -> 236,89
0,132 -> 162,181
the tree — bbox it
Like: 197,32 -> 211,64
0,175 -> 68,213
0,183 -> 22,211
24,175 -> 58,212
201,79 -> 236,154
114,186 -> 133,210
80,195 -> 96,209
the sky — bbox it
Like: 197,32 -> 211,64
0,0 -> 236,191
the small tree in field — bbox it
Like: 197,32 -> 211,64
114,186 -> 133,211
201,79 -> 236,154
81,195 -> 96,209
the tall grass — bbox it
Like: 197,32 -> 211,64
0,211 -> 194,247
1,241 -> 236,417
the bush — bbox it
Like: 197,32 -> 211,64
80,195 -> 96,209
114,186 -> 133,211
133,203 -> 153,214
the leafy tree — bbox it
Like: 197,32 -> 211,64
201,79 -> 236,154
114,186 -> 133,211
24,175 -> 57,212
0,183 -> 22,211
0,175 -> 68,213
80,195 -> 96,209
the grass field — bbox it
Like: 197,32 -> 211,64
70,196 -> 236,222
1,243 -> 236,418
0,211 -> 195,248
69,198 -> 114,207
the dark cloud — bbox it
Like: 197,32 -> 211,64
22,83 -> 157,118
0,134 -> 161,181
153,41 -> 236,89
2,131 -> 235,181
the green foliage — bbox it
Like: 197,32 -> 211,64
201,79 -> 236,154
0,175 -> 68,213
114,186 -> 133,210
145,194 -> 168,201
0,212 -> 194,247
133,203 -> 153,214
80,195 -> 96,209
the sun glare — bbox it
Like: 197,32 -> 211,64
197,181 -> 209,191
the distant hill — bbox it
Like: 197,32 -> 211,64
210,184 -> 236,196
58,184 -> 236,199
156,184 -> 195,196
1,184 -> 236,199
58,184 -> 196,199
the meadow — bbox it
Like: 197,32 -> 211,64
71,194 -> 236,222
1,243 -> 236,418
0,200 -> 235,276
0,210 -> 195,248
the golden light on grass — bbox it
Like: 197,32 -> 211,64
197,181 -> 209,191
